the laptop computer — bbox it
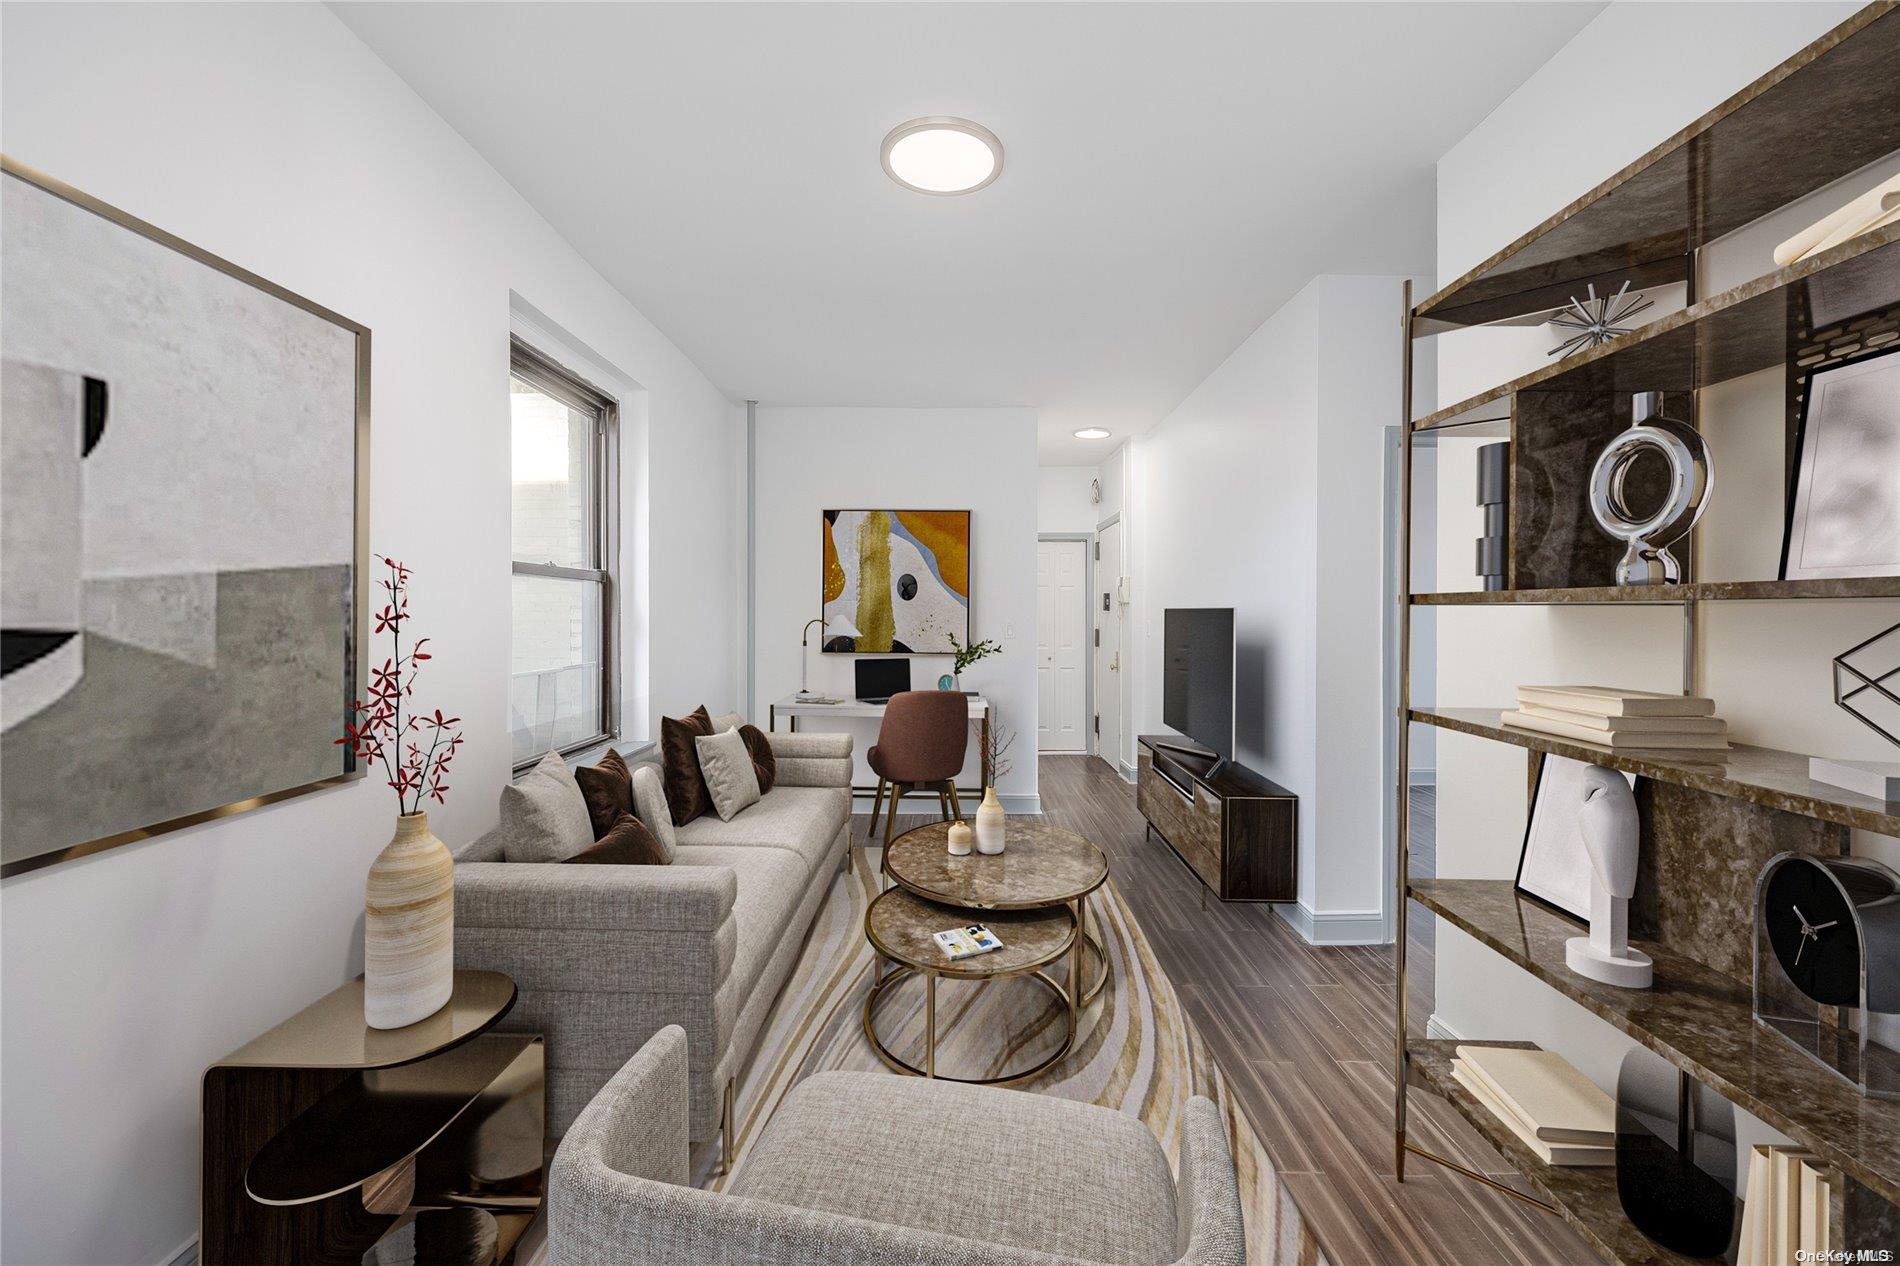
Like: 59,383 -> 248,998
854,658 -> 911,704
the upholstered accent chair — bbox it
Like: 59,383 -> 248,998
549,1026 -> 1247,1266
865,689 -> 971,846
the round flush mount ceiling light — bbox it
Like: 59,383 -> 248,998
881,117 -> 1004,195
1072,427 -> 1112,440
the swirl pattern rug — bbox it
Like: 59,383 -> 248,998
673,845 -> 1329,1266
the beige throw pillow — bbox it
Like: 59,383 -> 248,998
629,765 -> 680,861
500,750 -> 595,863
695,727 -> 762,821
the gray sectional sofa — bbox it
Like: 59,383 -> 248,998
452,730 -> 853,1149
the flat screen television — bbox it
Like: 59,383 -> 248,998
1160,607 -> 1235,764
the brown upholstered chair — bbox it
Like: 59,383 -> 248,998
865,690 -> 970,846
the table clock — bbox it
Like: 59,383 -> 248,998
1753,852 -> 1900,1098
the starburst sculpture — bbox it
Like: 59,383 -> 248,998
1548,280 -> 1653,358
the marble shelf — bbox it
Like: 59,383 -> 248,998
1407,879 -> 1900,1206
1413,225 -> 1899,431
1412,5 -> 1900,331
1406,1040 -> 1706,1266
1409,707 -> 1900,837
1410,578 -> 1900,605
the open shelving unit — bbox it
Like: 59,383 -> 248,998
1391,6 -> 1900,1264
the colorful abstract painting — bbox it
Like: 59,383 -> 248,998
821,510 -> 969,653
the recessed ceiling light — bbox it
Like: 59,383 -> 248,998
1072,427 -> 1111,440
881,117 -> 1003,196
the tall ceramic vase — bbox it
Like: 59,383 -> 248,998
975,787 -> 1006,855
365,812 -> 455,1029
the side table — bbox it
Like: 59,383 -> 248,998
201,970 -> 543,1265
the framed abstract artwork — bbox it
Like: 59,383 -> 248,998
0,159 -> 368,877
821,510 -> 970,654
1780,344 -> 1900,581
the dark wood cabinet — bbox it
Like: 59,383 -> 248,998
1136,736 -> 1296,902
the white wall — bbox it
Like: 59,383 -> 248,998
1429,0 -> 1900,1135
1131,273 -> 1423,939
1037,466 -> 1100,536
0,5 -> 741,1264
750,407 -> 1041,809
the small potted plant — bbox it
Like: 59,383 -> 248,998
945,632 -> 1001,691
339,556 -> 465,1030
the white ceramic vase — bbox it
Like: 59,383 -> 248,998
975,787 -> 1006,855
947,820 -> 974,856
364,812 -> 455,1029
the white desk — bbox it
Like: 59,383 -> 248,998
768,693 -> 992,794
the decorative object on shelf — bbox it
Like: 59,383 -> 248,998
1753,851 -> 1900,1098
1506,683 -> 1728,756
947,631 -> 1001,691
1813,621 -> 1900,800
946,820 -> 973,856
1780,346 -> 1900,582
796,616 -> 827,700
1546,280 -> 1653,358
1737,1144 -> 1834,1266
937,673 -> 956,691
342,556 -> 465,1030
974,787 -> 1006,855
1774,172 -> 1900,266
1588,391 -> 1712,585
821,509 -> 970,653
0,160 -> 367,879
1475,441 -> 1510,592
1451,1044 -> 1615,1165
980,711 -> 1016,787
1565,765 -> 1653,988
1514,753 -> 1639,923
1614,1045 -> 1738,1258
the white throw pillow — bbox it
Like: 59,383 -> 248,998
695,728 -> 762,821
629,765 -> 679,861
711,711 -> 745,734
500,750 -> 595,863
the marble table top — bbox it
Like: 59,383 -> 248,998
885,820 -> 1109,909
865,888 -> 1076,978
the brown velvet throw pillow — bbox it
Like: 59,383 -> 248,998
738,724 -> 776,795
660,705 -> 716,826
574,748 -> 634,840
564,812 -> 669,865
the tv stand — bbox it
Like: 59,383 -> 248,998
1137,735 -> 1296,902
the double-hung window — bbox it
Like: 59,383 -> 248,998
509,338 -> 618,771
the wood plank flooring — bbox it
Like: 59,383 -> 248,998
861,755 -> 1595,1266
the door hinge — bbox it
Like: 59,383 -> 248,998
1093,540 -> 1101,560
1094,715 -> 1100,735
1093,628 -> 1100,648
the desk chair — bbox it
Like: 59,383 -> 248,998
865,690 -> 969,847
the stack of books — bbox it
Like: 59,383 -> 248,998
1503,685 -> 1729,760
1450,1045 -> 1615,1167
1738,1144 -> 1834,1265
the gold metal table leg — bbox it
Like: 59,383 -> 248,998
925,971 -> 937,1079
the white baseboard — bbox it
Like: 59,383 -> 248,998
1425,1013 -> 1464,1041
160,1238 -> 197,1266
1409,769 -> 1436,787
1001,794 -> 1041,815
1117,760 -> 1136,784
1274,902 -> 1390,946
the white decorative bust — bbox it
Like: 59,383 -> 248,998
1565,764 -> 1653,988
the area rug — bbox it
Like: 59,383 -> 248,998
672,844 -> 1329,1266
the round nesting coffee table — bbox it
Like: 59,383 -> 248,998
862,886 -> 1078,1085
882,820 -> 1111,1005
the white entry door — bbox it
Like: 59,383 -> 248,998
1036,539 -> 1089,751
1094,521 -> 1123,771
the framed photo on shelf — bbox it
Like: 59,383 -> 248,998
1514,754 -> 1640,922
1780,344 -> 1900,582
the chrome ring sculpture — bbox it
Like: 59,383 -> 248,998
1589,391 -> 1713,585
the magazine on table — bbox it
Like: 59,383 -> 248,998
933,924 -> 1004,960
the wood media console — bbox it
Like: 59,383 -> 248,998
1136,735 -> 1297,902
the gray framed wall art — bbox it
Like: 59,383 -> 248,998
0,158 -> 369,876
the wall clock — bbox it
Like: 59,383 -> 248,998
1753,852 -> 1900,1098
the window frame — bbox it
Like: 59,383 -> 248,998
509,335 -> 620,775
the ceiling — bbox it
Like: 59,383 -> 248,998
334,2 -> 1602,463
